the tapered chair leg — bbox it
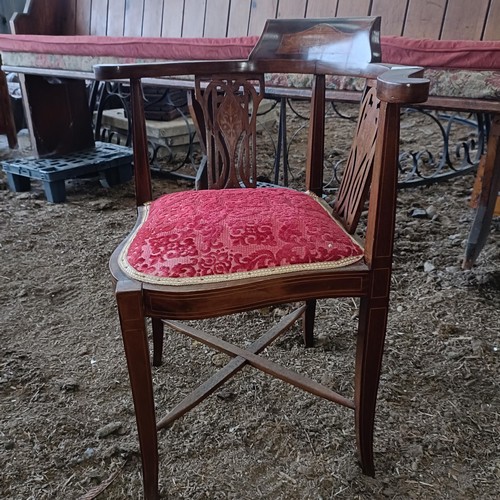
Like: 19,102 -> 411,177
116,282 -> 159,500
354,295 -> 389,477
302,299 -> 316,347
152,317 -> 164,367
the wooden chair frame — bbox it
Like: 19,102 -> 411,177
94,17 -> 428,499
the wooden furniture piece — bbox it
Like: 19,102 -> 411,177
0,60 -> 17,148
94,17 -> 428,499
0,0 -> 23,148
0,0 -> 21,148
464,117 -> 500,268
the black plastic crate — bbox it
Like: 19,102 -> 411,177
2,142 -> 133,202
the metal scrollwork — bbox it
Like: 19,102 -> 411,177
397,108 -> 487,187
91,79 -> 487,190
274,100 -> 487,190
93,82 -> 200,180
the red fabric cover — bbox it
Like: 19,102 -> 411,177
2,32 -> 500,70
381,36 -> 500,70
0,34 -> 258,60
122,188 -> 363,284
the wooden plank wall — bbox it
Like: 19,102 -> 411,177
67,0 -> 500,40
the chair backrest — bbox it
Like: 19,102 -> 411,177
192,17 -> 382,191
94,17 -> 428,261
190,16 -> 384,232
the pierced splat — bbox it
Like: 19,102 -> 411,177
194,75 -> 264,189
333,85 -> 380,233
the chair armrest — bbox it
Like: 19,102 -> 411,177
377,66 -> 429,104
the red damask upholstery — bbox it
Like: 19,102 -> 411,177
121,188 -> 363,285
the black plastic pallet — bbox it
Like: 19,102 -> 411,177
1,142 -> 133,203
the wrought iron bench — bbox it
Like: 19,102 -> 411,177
0,0 -> 498,267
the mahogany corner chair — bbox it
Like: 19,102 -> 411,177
94,17 -> 428,499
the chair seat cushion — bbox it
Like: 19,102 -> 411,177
119,188 -> 363,285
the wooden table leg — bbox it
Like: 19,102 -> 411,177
19,73 -> 94,156
463,114 -> 500,269
0,68 -> 18,149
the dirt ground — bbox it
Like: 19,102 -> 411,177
0,107 -> 499,499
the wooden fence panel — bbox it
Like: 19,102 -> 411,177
277,0 -> 307,18
107,0 -> 127,36
43,0 -> 500,43
205,0 -> 230,36
248,0 -> 278,35
90,0 -> 109,35
483,0 -> 500,40
403,0 -> 446,39
441,0 -> 490,40
162,0 -> 184,37
75,0 -> 92,34
227,0 -> 251,36
124,0 -> 145,36
336,0 -> 371,17
306,0 -> 338,18
142,0 -> 164,36
371,0 -> 407,36
182,0 -> 206,37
